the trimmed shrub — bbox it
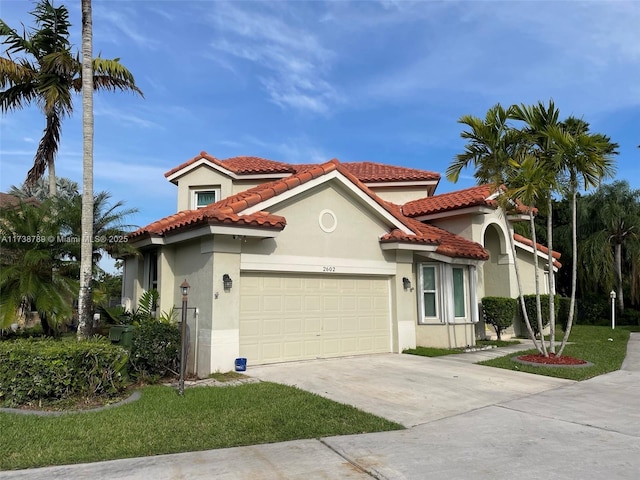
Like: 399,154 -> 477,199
557,296 -> 576,332
129,322 -> 180,381
620,309 -> 640,326
520,294 -> 560,336
481,297 -> 517,340
0,338 -> 128,407
576,296 -> 610,325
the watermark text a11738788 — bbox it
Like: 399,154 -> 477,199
0,234 -> 129,244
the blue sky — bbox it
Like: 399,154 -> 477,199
2,0 -> 639,236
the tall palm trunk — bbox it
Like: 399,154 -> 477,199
615,242 -> 624,312
529,206 -> 548,356
547,195 -> 556,354
77,0 -> 94,339
48,158 -> 56,197
558,187 -> 578,356
505,216 -> 543,354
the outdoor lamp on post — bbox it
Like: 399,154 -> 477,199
610,290 -> 616,330
178,280 -> 190,396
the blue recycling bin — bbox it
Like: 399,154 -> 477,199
235,357 -> 247,372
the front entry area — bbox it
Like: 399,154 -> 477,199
239,273 -> 391,364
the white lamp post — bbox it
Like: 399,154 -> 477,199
610,290 -> 616,330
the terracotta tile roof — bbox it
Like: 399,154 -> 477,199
165,152 -> 439,183
403,184 -> 534,217
403,185 -> 498,217
340,161 -> 440,183
131,161 -> 340,240
221,156 -> 295,174
0,193 -> 39,208
514,233 -> 562,268
380,206 -> 489,260
128,208 -> 286,239
165,152 -> 294,179
147,156 -> 487,260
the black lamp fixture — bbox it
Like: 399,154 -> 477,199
178,279 -> 190,396
402,277 -> 413,291
223,274 -> 233,291
180,280 -> 190,298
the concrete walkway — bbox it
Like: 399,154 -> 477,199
1,334 -> 638,479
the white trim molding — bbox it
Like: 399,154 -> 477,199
240,254 -> 396,275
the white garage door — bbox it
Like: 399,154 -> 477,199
240,273 -> 391,364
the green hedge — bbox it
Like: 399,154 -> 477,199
129,322 -> 181,381
557,296 -> 577,331
520,294 -> 560,336
0,338 -> 128,407
481,297 -> 517,340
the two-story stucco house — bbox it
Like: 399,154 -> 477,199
123,152 -> 559,377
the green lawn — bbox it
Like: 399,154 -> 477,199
403,339 -> 521,357
0,382 -> 403,471
478,325 -> 631,381
402,346 -> 462,357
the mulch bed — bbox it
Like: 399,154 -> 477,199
513,353 -> 594,368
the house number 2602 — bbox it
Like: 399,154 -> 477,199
322,266 -> 336,272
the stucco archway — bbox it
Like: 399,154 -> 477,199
477,222 -> 515,339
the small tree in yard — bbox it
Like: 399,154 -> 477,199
482,297 -> 517,340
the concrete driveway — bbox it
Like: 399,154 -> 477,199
3,338 -> 638,479
247,351 -> 571,427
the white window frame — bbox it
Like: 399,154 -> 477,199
191,187 -> 221,209
418,263 -> 443,324
417,263 -> 476,325
143,250 -> 158,291
452,266 -> 469,321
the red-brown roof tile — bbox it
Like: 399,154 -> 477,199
0,193 -> 40,208
340,161 -> 440,183
165,153 -> 440,183
403,185 -> 498,217
151,155 -> 487,260
514,233 -> 562,268
128,208 -> 286,239
221,156 -> 295,174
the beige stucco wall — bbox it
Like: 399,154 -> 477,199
415,323 -> 476,349
391,251 -> 418,352
369,186 -> 434,205
121,255 -> 143,310
243,182 -> 393,263
171,239 -> 215,377
174,166 -> 234,211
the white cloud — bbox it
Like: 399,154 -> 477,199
94,6 -> 160,50
94,106 -> 160,129
206,2 -> 340,114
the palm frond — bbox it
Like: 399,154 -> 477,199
26,110 -> 62,186
0,19 -> 36,57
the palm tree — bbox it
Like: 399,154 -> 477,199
78,0 -> 94,339
447,104 -> 543,353
580,181 -> 640,313
0,0 -> 142,196
57,190 -> 138,267
0,199 -> 77,334
546,119 -> 617,356
8,176 -> 79,202
507,154 -> 557,356
510,100 -> 562,353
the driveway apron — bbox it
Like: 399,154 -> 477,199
248,352 -> 571,427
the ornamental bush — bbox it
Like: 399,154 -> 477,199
129,321 -> 181,381
521,294 -> 560,336
557,296 -> 576,332
0,338 -> 128,407
481,297 -> 517,340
